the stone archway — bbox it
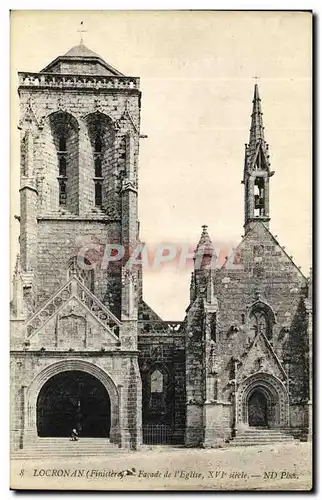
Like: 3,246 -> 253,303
24,359 -> 120,445
236,373 -> 289,429
37,370 -> 111,438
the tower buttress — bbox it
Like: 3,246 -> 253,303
243,84 -> 275,233
121,133 -> 139,322
19,117 -> 38,274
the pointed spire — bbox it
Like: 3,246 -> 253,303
249,84 -> 265,150
195,225 -> 213,257
194,225 -> 217,272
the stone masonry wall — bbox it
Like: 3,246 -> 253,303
213,222 -> 309,411
11,352 -> 141,452
138,331 -> 186,444
35,218 -> 121,312
19,86 -> 141,220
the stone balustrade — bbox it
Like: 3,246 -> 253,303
18,72 -> 140,91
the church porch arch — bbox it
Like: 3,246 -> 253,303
236,373 -> 289,430
24,359 -> 120,445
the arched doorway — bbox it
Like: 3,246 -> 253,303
37,370 -> 111,438
248,389 -> 268,427
236,373 -> 289,430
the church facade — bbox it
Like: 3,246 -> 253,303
10,43 -> 312,454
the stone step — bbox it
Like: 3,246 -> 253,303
13,448 -> 125,458
13,453 -> 122,459
228,441 -> 296,447
228,428 -> 298,447
234,436 -> 294,443
229,438 -> 298,443
12,438 -> 126,458
26,443 -> 117,449
235,434 -> 294,440
15,450 -> 119,454
237,429 -> 291,434
22,438 -> 114,446
236,431 -> 293,436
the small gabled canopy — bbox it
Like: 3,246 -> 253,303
40,42 -> 125,76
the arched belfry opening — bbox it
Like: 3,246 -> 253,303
85,112 -> 115,211
48,111 -> 80,213
36,370 -> 111,438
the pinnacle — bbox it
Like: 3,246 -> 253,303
195,225 -> 215,258
197,225 -> 212,248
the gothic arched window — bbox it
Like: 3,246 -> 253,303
249,305 -> 273,341
151,370 -> 163,393
251,310 -> 268,335
86,112 -> 114,210
149,369 -> 165,412
49,111 -> 79,211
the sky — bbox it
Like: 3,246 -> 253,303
10,10 -> 312,320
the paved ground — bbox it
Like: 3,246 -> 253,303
10,441 -> 312,491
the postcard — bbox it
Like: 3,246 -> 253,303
10,10 -> 312,491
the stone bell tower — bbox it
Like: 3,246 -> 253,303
243,84 -> 275,234
11,40 -> 143,453
17,41 -> 141,321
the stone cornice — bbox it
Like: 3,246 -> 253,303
37,215 -> 114,222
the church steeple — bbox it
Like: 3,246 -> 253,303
243,84 -> 275,233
